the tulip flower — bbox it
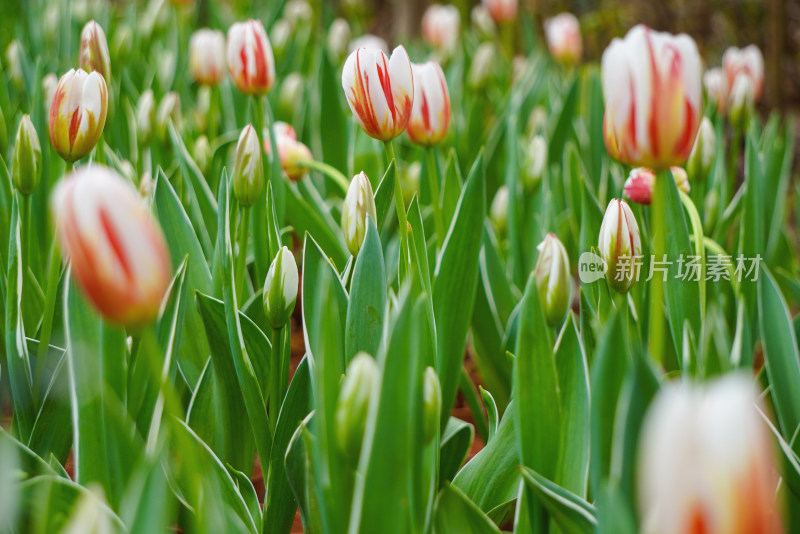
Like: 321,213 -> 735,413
638,375 -> 781,534
79,21 -> 111,82
12,115 -> 42,196
278,73 -> 304,117
327,18 -> 352,61
686,116 -> 715,180
270,20 -> 292,60
470,5 -> 496,39
544,13 -> 582,66
342,172 -> 377,256
469,42 -> 496,89
155,92 -> 181,143
482,0 -> 517,23
233,124 -> 264,207
342,46 -> 414,142
422,4 -> 460,53
348,34 -> 389,55
406,62 -> 450,146
703,68 -> 728,115
490,185 -> 509,235
136,89 -> 156,146
284,0 -> 313,29
623,167 -> 690,206
5,40 -> 23,88
263,246 -> 299,329
523,135 -> 547,189
227,19 -> 276,96
262,121 -> 313,181
722,45 -> 764,101
728,74 -> 755,129
189,29 -> 226,86
49,68 -> 108,162
51,165 -> 171,326
422,367 -> 441,445
42,73 -> 58,114
598,199 -> 641,293
336,352 -> 379,458
601,25 -> 702,169
193,135 -> 212,174
534,233 -> 571,326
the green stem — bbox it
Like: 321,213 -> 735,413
679,190 -> 706,326
19,193 -> 31,289
268,326 -> 282,434
727,127 -> 741,202
648,171 -> 668,367
33,239 -> 61,400
235,205 -> 251,302
384,141 -> 410,272
296,159 -> 349,194
426,147 -> 445,248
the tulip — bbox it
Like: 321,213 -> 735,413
686,116 -> 715,180
470,5 -> 496,39
136,89 -> 156,146
263,121 -> 313,181
263,246 -> 299,329
598,199 -> 641,293
469,42 -> 496,89
602,25 -> 702,169
348,34 -> 389,55
233,124 -> 264,207
623,167 -> 690,206
534,233 -> 571,326
406,62 -> 451,146
284,0 -> 313,29
722,45 -> 764,101
327,18 -> 352,61
342,172 -> 377,256
51,165 -> 171,326
270,19 -> 292,59
278,73 -> 304,117
342,46 -> 414,142
422,367 -> 441,445
490,185 -> 509,235
79,20 -> 111,82
523,134 -> 547,189
193,135 -> 212,174
422,4 -> 460,53
728,74 -> 755,130
482,0 -> 517,23
49,68 -> 108,162
703,68 -> 728,115
12,116 -> 42,196
189,29 -> 226,86
5,40 -> 23,88
155,92 -> 181,143
112,24 -> 133,64
42,73 -> 58,114
544,13 -> 582,66
336,352 -> 379,458
638,375 -> 781,534
227,19 -> 276,96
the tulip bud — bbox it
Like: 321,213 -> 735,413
136,89 -> 156,146
12,116 -> 42,196
512,55 -> 529,84
723,44 -> 764,101
227,19 -> 276,96
544,13 -> 582,66
327,18 -> 352,61
406,61 -> 451,147
189,29 -> 226,86
284,0 -> 313,29
422,367 -> 442,445
523,135 -> 547,190
482,0 -> 517,23
598,199 -> 641,293
233,124 -> 264,207
5,41 -> 23,88
277,135 -> 313,181
51,165 -> 172,326
348,34 -> 389,55
278,73 -> 304,118
469,42 -> 496,89
728,74 -> 755,130
686,117 -> 715,181
80,21 -> 111,82
342,46 -> 414,142
193,135 -> 212,174
623,167 -> 690,207
336,352 -> 379,458
111,24 -> 133,64
270,19 -> 292,60
156,92 -> 181,143
470,5 -> 496,40
49,68 -> 108,162
263,246 -> 299,329
638,375 -> 781,534
490,185 -> 509,235
341,172 -> 377,256
42,73 -> 58,114
703,68 -> 728,115
422,4 -> 460,54
534,233 -> 571,326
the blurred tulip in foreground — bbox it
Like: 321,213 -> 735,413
263,246 -> 299,329
422,4 -> 460,53
342,172 -> 377,256
703,68 -> 728,115
602,25 -> 702,169
623,167 -> 690,206
12,115 -> 42,196
406,61 -> 451,146
80,20 -> 111,82
227,19 -> 275,95
534,233 -> 571,326
687,116 -> 715,180
342,46 -> 414,141
49,68 -> 108,162
598,199 -> 641,293
482,0 -> 517,23
336,352 -> 379,458
233,124 -> 263,207
189,29 -> 226,86
544,13 -> 582,66
51,165 -> 171,326
723,44 -> 764,101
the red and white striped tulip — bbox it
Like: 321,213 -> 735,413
406,61 -> 450,146
79,21 -> 111,82
601,25 -> 702,169
422,4 -> 460,53
598,199 -> 641,293
722,45 -> 764,101
703,68 -> 728,114
544,13 -> 582,66
227,19 -> 275,96
49,68 -> 108,162
51,165 -> 171,326
190,29 -> 226,86
342,46 -> 414,142
623,166 -> 690,205
638,375 -> 782,534
481,0 -> 517,23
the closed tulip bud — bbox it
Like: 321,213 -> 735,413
12,116 -> 42,196
703,68 -> 728,115
524,135 -> 547,189
686,117 -> 715,180
470,5 -> 496,40
406,61 -> 451,146
602,25 -> 702,169
482,0 -> 517,23
728,74 -> 755,130
270,19 -> 292,60
193,135 -> 212,174
51,166 -> 172,326
136,90 -> 156,146
227,19 -> 276,96
327,18 -> 352,61
189,29 -> 226,86
342,46 -> 414,142
723,44 -> 764,102
348,34 -> 389,55
534,233 -> 571,326
544,13 -> 582,66
233,124 -> 263,207
156,92 -> 181,143
49,68 -> 108,162
422,367 -> 441,445
277,135 -> 313,181
598,199 -> 641,293
469,42 -> 496,89
263,246 -> 299,329
638,375 -> 781,534
490,185 -> 509,235
80,21 -> 111,82
341,172 -> 377,256
42,73 -> 58,113
422,4 -> 460,53
5,41 -> 23,88
284,0 -> 313,29
336,352 -> 379,458
278,73 -> 304,117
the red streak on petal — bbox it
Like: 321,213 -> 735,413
253,26 -> 268,89
420,90 -> 431,133
68,109 -> 82,152
688,505 -> 709,534
644,28 -> 660,161
99,207 -> 133,282
349,51 -> 384,138
376,53 -> 396,126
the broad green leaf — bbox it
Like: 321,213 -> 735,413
286,183 -> 349,269
440,149 -> 463,227
547,77 -> 580,165
519,467 -> 597,534
434,483 -> 502,534
440,417 -> 474,484
318,49 -> 348,177
345,217 -> 385,363
374,160 -> 396,232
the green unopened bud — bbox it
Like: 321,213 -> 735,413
263,246 -> 299,329
156,92 -> 181,143
136,90 -> 156,146
233,124 -> 264,207
686,116 -> 715,181
598,199 -> 642,293
193,135 -> 212,175
336,352 -> 379,458
341,172 -> 376,256
422,367 -> 441,445
490,185 -> 509,235
12,116 -> 41,196
534,233 -> 571,326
